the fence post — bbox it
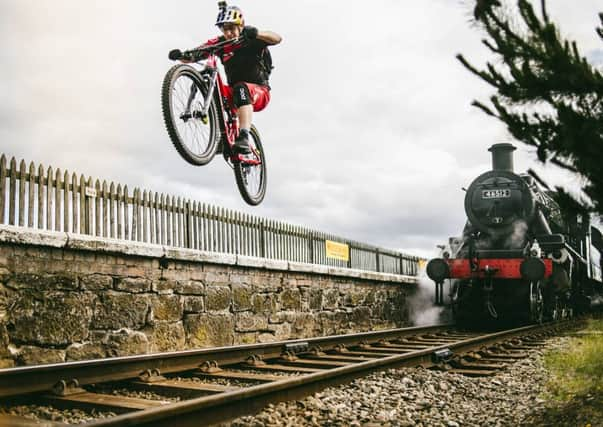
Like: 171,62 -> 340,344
375,248 -> 380,273
28,163 -> 36,228
95,179 -> 101,237
260,218 -> 266,258
55,169 -> 62,232
86,177 -> 93,235
308,231 -> 314,264
0,155 -> 6,225
185,199 -> 191,249
9,157 -> 16,226
18,160 -> 26,227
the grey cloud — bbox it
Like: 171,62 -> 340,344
1,0 -> 600,257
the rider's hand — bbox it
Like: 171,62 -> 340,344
242,26 -> 258,40
168,49 -> 183,60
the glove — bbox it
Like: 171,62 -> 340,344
168,49 -> 182,60
242,26 -> 258,40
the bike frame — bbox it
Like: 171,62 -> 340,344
188,43 -> 261,166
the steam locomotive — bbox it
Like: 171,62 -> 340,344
426,143 -> 603,326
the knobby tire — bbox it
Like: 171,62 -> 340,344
161,64 -> 219,166
234,126 -> 267,205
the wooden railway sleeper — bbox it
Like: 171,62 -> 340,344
450,356 -> 505,371
441,367 -> 498,377
507,337 -> 543,347
501,342 -> 538,351
478,350 -> 527,360
437,332 -> 478,338
430,353 -> 501,377
489,344 -> 528,355
241,354 -> 319,373
431,358 -> 498,377
424,334 -> 463,342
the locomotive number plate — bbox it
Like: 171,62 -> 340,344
482,189 -> 511,199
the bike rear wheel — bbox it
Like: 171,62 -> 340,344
161,64 -> 219,166
234,126 -> 267,205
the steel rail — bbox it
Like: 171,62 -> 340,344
0,324 -> 452,398
82,322 -> 568,427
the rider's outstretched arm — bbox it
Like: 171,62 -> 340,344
256,30 -> 282,46
175,37 -> 224,63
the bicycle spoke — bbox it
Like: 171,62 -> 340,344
162,64 -> 218,166
171,74 -> 212,156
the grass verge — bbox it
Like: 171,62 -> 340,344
531,318 -> 603,426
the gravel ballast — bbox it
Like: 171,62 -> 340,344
228,345 -> 556,426
0,336 -> 585,425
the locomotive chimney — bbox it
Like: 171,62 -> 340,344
488,143 -> 516,172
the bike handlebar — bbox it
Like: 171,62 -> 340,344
168,36 -> 244,62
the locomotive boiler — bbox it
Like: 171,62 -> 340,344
426,143 -> 603,326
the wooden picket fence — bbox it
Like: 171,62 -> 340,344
0,154 -> 421,276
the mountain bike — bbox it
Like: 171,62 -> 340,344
161,37 -> 267,205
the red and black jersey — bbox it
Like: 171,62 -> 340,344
205,36 -> 271,88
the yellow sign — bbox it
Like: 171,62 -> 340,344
325,240 -> 349,261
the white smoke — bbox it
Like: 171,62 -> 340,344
407,255 -> 453,326
504,219 -> 528,249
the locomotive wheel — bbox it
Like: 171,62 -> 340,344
529,281 -> 544,324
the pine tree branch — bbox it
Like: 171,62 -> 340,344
472,100 -> 498,117
540,0 -> 549,23
460,0 -> 603,212
528,168 -> 552,190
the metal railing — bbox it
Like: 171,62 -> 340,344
0,154 -> 421,275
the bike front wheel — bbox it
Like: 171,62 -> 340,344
161,64 -> 219,166
234,126 -> 267,205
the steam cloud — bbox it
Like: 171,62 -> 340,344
407,262 -> 453,326
504,219 -> 528,249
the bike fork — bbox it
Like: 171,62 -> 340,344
200,68 -> 218,117
181,69 -> 217,123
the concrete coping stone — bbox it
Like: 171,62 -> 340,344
0,224 -> 416,285
236,255 -> 289,271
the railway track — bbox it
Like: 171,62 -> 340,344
0,321 -> 578,426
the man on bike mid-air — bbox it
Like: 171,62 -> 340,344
199,3 -> 281,154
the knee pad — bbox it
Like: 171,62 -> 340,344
232,83 -> 251,108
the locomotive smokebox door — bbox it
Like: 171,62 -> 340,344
464,144 -> 536,237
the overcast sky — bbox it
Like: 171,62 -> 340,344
1,1 -> 602,258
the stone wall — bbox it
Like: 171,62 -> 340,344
0,225 -> 417,367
